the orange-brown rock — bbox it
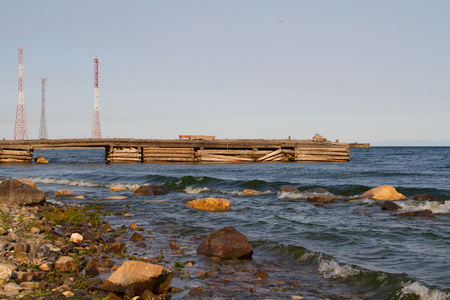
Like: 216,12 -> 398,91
35,157 -> 48,163
243,189 -> 260,195
109,187 -> 127,191
99,260 -> 173,295
55,189 -> 75,197
360,185 -> 405,200
187,197 -> 231,211
131,232 -> 145,242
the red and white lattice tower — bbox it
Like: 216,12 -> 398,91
91,56 -> 102,139
14,47 -> 28,140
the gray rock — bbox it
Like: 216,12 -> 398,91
0,179 -> 46,206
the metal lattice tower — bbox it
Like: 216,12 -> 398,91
14,47 -> 28,140
39,77 -> 48,139
91,56 -> 101,139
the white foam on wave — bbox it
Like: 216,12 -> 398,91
398,200 -> 450,214
318,259 -> 360,279
227,190 -> 273,197
21,177 -> 102,188
400,281 -> 449,300
278,191 -> 308,200
109,183 -> 140,190
184,186 -> 210,194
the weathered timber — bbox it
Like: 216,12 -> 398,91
257,149 -> 283,161
198,154 -> 254,162
0,148 -> 33,163
143,147 -> 195,163
0,138 -> 350,163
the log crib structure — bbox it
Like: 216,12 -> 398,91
0,136 -> 349,163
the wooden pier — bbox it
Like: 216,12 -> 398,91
0,138 -> 350,163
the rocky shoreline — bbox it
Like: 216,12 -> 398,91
0,180 -> 314,300
0,179 -> 443,299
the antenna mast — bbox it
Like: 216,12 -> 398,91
39,77 -> 48,139
91,56 -> 101,138
14,47 -> 28,140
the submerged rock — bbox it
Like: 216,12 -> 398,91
109,186 -> 127,191
99,260 -> 173,295
412,194 -> 444,204
187,197 -> 231,211
391,209 -> 435,218
197,226 -> 253,260
307,195 -> 342,203
133,185 -> 169,196
303,188 -> 330,194
243,189 -> 261,195
280,185 -> 300,193
55,189 -> 76,197
381,201 -> 401,211
0,179 -> 46,206
360,185 -> 405,201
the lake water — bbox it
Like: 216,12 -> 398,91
1,147 -> 449,299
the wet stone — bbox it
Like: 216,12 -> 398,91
254,269 -> 269,279
130,232 -> 146,242
381,200 -> 401,211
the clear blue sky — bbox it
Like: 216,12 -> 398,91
1,1 -> 449,145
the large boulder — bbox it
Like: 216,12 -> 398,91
99,260 -> 172,296
197,226 -> 253,260
187,197 -> 230,211
133,185 -> 169,196
360,185 -> 405,201
0,179 -> 46,206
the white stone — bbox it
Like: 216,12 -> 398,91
0,264 -> 15,284
70,233 -> 83,244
